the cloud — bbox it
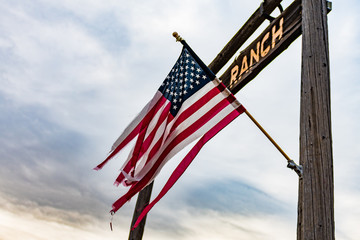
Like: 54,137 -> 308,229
182,179 -> 289,216
0,0 -> 359,239
0,95 -> 108,216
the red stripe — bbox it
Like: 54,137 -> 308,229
237,105 -> 246,114
94,95 -> 167,170
94,123 -> 141,170
132,107 -> 243,229
168,86 -> 221,136
114,106 -> 245,186
139,102 -> 171,157
216,82 -> 226,92
114,102 -> 171,185
128,97 -> 169,172
111,95 -> 235,212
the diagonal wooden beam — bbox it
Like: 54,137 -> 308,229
208,0 -> 284,74
221,0 -> 302,94
128,1 -> 286,239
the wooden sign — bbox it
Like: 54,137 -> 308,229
221,0 -> 301,94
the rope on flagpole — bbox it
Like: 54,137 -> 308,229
172,31 -> 302,178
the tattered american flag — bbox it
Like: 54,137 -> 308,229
95,45 -> 246,229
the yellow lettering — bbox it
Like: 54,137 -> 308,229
230,65 -> 239,86
240,55 -> 248,76
261,32 -> 270,57
250,42 -> 260,67
272,17 -> 284,48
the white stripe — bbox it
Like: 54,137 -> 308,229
120,98 -> 169,174
162,81 -> 218,144
111,91 -> 163,152
135,103 -> 238,182
132,87 -> 237,181
133,109 -> 170,175
171,90 -> 227,136
144,99 -> 170,139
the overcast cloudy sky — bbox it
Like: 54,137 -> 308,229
0,0 -> 359,239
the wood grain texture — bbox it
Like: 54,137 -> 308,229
297,0 -> 335,239
128,182 -> 154,240
208,0 -> 283,74
220,0 -> 301,94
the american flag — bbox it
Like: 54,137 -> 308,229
95,45 -> 245,229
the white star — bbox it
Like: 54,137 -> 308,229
183,90 -> 187,94
191,60 -> 195,65
202,75 -> 207,80
170,91 -> 174,96
196,74 -> 200,78
166,89 -> 170,93
173,99 -> 177,103
196,68 -> 201,72
196,80 -> 200,85
180,66 -> 184,71
184,84 -> 188,88
173,105 -> 178,110
190,79 -> 194,83
191,66 -> 195,71
190,72 -> 194,76
190,85 -> 194,89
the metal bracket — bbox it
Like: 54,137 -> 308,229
260,1 -> 283,23
287,160 -> 303,178
327,1 -> 332,13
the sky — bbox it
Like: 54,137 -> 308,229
0,0 -> 359,239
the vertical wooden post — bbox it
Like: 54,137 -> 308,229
128,181 -> 154,240
297,0 -> 334,239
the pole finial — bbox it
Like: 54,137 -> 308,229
172,32 -> 183,42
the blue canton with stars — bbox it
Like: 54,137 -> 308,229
158,47 -> 213,117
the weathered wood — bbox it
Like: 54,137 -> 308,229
208,0 -> 283,74
128,3 -> 285,238
128,181 -> 154,240
221,0 -> 302,94
128,1 -> 306,239
297,0 -> 334,239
